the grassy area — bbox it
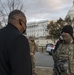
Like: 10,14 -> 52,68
36,67 -> 53,75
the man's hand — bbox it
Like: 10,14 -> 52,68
30,53 -> 34,56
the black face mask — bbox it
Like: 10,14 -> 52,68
22,29 -> 26,34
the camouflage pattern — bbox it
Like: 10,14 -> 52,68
31,55 -> 36,75
29,41 -> 36,54
29,39 -> 37,75
53,43 -> 74,75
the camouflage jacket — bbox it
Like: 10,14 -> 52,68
54,43 -> 74,74
29,40 -> 37,54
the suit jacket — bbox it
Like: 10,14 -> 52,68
0,23 -> 32,75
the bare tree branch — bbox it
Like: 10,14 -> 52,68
0,0 -> 8,15
0,0 -> 26,26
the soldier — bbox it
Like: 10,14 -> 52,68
28,36 -> 37,75
53,25 -> 74,75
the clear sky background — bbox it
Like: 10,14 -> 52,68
23,0 -> 73,23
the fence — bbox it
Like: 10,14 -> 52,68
37,46 -> 46,53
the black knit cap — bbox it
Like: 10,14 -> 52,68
61,25 -> 73,38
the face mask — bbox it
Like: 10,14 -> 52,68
60,36 -> 63,40
23,29 -> 26,34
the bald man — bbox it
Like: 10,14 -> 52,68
0,10 -> 32,75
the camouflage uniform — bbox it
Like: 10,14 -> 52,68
53,43 -> 74,75
29,40 -> 37,75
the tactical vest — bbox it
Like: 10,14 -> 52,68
55,43 -> 74,74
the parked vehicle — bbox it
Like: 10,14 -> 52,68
46,43 -> 55,55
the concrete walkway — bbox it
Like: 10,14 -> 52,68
36,66 -> 53,75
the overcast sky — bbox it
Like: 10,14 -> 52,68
23,0 -> 73,23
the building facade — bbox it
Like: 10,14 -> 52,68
66,0 -> 74,20
26,20 -> 49,38
65,0 -> 74,35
